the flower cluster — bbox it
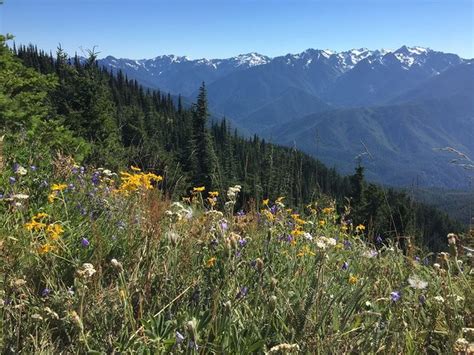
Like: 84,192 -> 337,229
115,167 -> 162,195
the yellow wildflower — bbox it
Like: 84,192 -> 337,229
51,183 -> 67,192
319,220 -> 326,227
193,186 -> 205,193
356,224 -> 366,232
262,210 -> 275,221
262,198 -> 269,206
46,224 -> 64,240
48,193 -> 57,203
297,245 -> 316,257
130,165 -> 141,172
341,225 -> 348,232
206,256 -> 217,268
38,243 -> 56,255
349,275 -> 358,285
295,218 -> 306,225
322,207 -> 334,214
117,171 -> 163,194
25,220 -> 47,232
209,191 -> 219,198
291,227 -> 304,237
33,212 -> 49,220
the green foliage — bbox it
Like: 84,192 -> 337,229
0,36 -> 89,170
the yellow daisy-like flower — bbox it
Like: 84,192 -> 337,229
25,220 -> 47,232
349,275 -> 358,285
322,207 -> 334,214
193,186 -> 205,193
33,212 -> 49,220
356,224 -> 366,232
291,227 -> 304,237
206,256 -> 217,268
209,191 -> 219,198
318,220 -> 326,227
116,171 -> 163,195
38,243 -> 56,255
51,183 -> 67,192
46,224 -> 64,240
262,198 -> 269,206
48,193 -> 57,203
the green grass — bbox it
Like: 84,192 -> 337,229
0,161 -> 472,353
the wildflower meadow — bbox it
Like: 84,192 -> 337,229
0,160 -> 472,353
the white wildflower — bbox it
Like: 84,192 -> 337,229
110,258 -> 123,271
433,296 -> 445,304
447,233 -> 457,245
76,263 -> 96,278
408,275 -> 428,290
303,232 -> 313,241
16,166 -> 27,176
268,343 -> 300,354
12,194 -> 29,200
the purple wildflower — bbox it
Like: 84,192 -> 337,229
12,163 -> 19,173
270,204 -> 278,214
419,294 -> 426,305
238,239 -> 247,248
81,238 -> 90,247
30,165 -> 37,171
375,235 -> 383,244
236,210 -> 245,217
341,261 -> 349,270
91,172 -> 100,185
390,291 -> 401,302
41,288 -> 51,297
236,286 -> 249,299
9,176 -> 16,184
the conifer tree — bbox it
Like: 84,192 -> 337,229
190,82 -> 216,188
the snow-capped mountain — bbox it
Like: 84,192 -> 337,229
99,52 -> 271,95
98,46 -> 472,188
99,46 -> 463,99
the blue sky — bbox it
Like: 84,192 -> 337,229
1,0 -> 473,59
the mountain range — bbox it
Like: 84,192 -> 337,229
99,46 -> 474,188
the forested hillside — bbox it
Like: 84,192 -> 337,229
1,37 -> 462,251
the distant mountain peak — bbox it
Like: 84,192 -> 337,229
232,52 -> 270,67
